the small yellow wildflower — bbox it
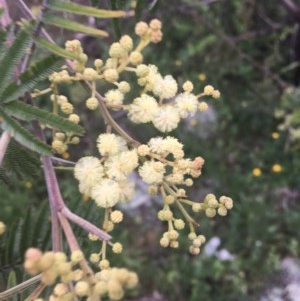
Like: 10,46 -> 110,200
272,164 -> 282,173
198,73 -> 206,81
175,60 -> 182,66
24,181 -> 33,189
130,0 -> 137,9
252,168 -> 262,177
272,132 -> 280,139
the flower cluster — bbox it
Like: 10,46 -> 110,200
74,133 -> 138,208
41,18 -> 233,261
73,129 -> 233,255
45,18 -> 220,159
48,95 -> 80,154
24,248 -> 138,301
137,136 -> 204,186
156,189 -> 233,253
127,70 -> 219,132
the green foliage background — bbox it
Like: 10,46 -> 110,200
1,0 -> 300,300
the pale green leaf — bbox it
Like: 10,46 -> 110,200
1,55 -> 62,103
47,0 -> 134,18
3,101 -> 84,135
43,13 -> 108,37
6,271 -> 17,290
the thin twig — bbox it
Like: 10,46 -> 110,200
0,275 -> 41,301
61,206 -> 112,241
57,212 -> 100,301
41,156 -> 64,251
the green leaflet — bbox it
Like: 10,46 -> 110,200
6,272 -> 18,301
0,139 -> 40,186
0,204 -> 51,299
0,108 -> 52,156
1,55 -> 62,104
0,26 -> 11,63
42,13 -> 108,37
3,100 -> 84,135
47,0 -> 134,18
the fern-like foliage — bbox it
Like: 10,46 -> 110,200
1,55 -> 63,104
0,203 -> 51,293
0,139 -> 40,187
0,29 -> 32,96
0,195 -> 99,297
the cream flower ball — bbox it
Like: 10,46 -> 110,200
153,75 -> 178,99
128,94 -> 159,123
74,156 -> 104,195
91,179 -> 121,208
175,92 -> 198,118
97,133 -> 127,156
152,106 -> 180,132
105,149 -> 139,181
138,161 -> 165,184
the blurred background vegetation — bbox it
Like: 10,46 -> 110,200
1,0 -> 300,300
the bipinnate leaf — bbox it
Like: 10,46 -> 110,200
3,100 -> 84,135
1,55 -> 63,104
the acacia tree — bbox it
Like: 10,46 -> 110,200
0,1 -> 233,300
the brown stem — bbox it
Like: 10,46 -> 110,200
58,213 -> 100,301
41,156 -> 64,251
58,212 -> 81,251
0,275 -> 41,301
61,207 -> 111,241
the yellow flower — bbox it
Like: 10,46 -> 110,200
130,1 -> 137,8
198,73 -> 206,81
24,181 -> 33,189
175,60 -> 182,66
272,132 -> 280,139
272,164 -> 282,173
252,168 -> 262,177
